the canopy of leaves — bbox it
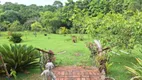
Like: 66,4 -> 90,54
0,0 -> 141,49
31,21 -> 42,31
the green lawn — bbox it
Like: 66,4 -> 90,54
0,31 -> 141,80
0,32 -> 92,66
108,46 -> 142,80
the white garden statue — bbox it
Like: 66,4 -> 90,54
41,62 -> 56,80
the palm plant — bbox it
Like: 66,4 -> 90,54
9,33 -> 22,43
125,58 -> 142,80
0,44 -> 39,72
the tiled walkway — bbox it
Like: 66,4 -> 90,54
53,66 -> 101,80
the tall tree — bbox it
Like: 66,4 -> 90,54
53,1 -> 63,9
0,10 -> 22,23
40,11 -> 61,33
8,20 -> 22,31
31,21 -> 42,32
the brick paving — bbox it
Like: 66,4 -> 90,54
53,66 -> 101,80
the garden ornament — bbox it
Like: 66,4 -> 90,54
45,62 -> 54,70
41,62 -> 56,80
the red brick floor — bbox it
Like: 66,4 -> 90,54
53,66 -> 101,80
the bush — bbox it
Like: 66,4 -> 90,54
59,27 -> 69,35
0,44 -> 39,72
44,34 -> 47,36
10,33 -> 22,43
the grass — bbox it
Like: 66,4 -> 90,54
0,31 -> 142,80
108,54 -> 136,80
0,32 -> 92,66
0,32 -> 93,79
108,47 -> 142,80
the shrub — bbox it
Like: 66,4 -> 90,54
0,44 -> 39,72
44,34 -> 47,36
10,33 -> 22,43
59,27 -> 68,34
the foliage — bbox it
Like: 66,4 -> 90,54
85,11 -> 142,49
59,27 -> 68,34
125,58 -> 142,80
0,0 -> 142,78
86,42 -> 97,58
53,1 -> 63,9
31,21 -> 42,32
40,11 -> 61,33
10,69 -> 17,79
39,52 -> 48,71
0,0 -> 142,34
0,21 -> 10,31
105,62 -> 113,75
10,33 -> 22,43
0,44 -> 39,72
0,10 -> 22,23
86,40 -> 112,76
8,20 -> 22,31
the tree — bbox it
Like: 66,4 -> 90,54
85,11 -> 142,49
0,10 -> 22,23
31,21 -> 42,37
40,11 -> 61,33
43,5 -> 57,12
8,20 -> 22,31
53,1 -> 63,9
0,21 -> 10,31
31,21 -> 42,32
69,7 -> 87,33
23,17 -> 39,30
